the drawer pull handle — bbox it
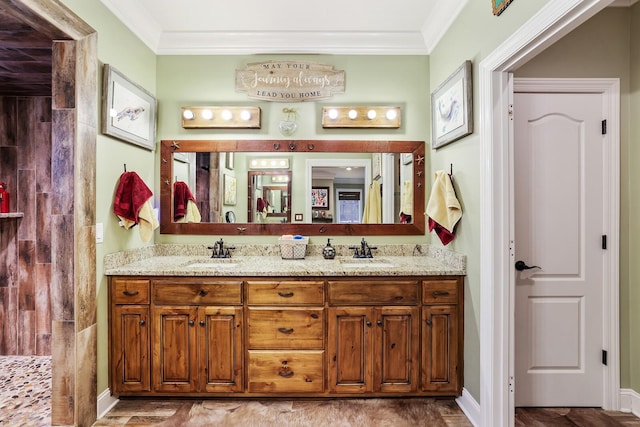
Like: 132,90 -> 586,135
278,370 -> 294,378
310,313 -> 319,319
432,291 -> 450,297
278,327 -> 294,334
122,290 -> 139,296
139,320 -> 146,326
199,290 -> 208,297
394,296 -> 404,300
278,291 -> 294,298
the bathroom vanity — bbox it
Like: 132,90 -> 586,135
106,245 -> 465,398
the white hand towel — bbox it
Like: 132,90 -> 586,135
426,170 -> 462,233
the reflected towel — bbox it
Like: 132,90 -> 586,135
175,199 -> 201,223
173,181 -> 197,221
362,180 -> 381,224
426,170 -> 462,245
400,180 -> 413,215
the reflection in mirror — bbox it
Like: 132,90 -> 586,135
160,140 -> 426,236
248,171 -> 292,223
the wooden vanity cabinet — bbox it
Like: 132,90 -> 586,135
246,280 -> 325,393
110,278 -> 151,394
327,280 -> 420,394
109,274 -> 463,398
421,278 -> 464,395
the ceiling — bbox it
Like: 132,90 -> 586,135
100,0 -> 469,55
0,0 -> 636,98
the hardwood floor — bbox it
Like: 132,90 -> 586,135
516,407 -> 640,426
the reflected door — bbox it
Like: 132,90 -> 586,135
336,190 -> 362,224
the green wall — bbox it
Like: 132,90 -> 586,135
515,7 -> 637,391
60,0 -> 157,394
154,54 -> 431,247
428,0 -> 551,402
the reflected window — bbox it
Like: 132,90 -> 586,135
336,190 -> 362,224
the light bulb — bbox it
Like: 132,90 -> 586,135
221,109 -> 233,121
386,109 -> 398,120
348,109 -> 358,120
328,109 -> 339,120
367,110 -> 377,120
201,109 -> 213,120
182,109 -> 194,120
240,110 -> 251,121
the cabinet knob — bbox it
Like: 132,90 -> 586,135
199,320 -> 205,326
199,289 -> 208,297
366,321 -> 372,327
432,291 -> 450,297
278,291 -> 294,298
189,320 -> 195,326
426,319 -> 432,327
139,319 -> 146,326
376,320 -> 383,327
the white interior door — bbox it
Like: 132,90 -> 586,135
514,91 -> 605,407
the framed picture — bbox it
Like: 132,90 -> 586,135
102,64 -> 157,151
431,60 -> 473,149
311,187 -> 329,209
225,152 -> 235,170
492,0 -> 514,16
223,174 -> 237,205
402,153 -> 413,165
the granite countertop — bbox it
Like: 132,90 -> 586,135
104,244 -> 466,277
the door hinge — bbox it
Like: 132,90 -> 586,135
602,119 -> 607,135
602,349 -> 608,366
602,235 -> 607,250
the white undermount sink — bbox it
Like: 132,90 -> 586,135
339,258 -> 395,269
183,258 -> 238,269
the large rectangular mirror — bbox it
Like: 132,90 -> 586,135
160,139 -> 425,236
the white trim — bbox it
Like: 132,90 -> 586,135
97,388 -> 119,419
513,77 -> 621,410
620,389 -> 640,417
457,387 -> 481,427
479,1 -> 615,426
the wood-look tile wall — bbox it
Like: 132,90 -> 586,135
0,96 -> 53,356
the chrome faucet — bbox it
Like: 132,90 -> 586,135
349,238 -> 377,258
208,238 -> 235,258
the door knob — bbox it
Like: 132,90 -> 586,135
515,260 -> 541,271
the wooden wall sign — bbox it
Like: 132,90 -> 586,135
236,61 -> 345,102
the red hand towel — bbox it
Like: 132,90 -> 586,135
173,181 -> 196,221
113,171 -> 153,224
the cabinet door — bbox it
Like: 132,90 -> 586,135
111,305 -> 150,393
327,307 -> 373,393
198,306 -> 243,392
373,307 -> 419,393
422,305 -> 460,394
152,306 -> 198,393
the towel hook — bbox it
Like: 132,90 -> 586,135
124,163 -> 127,172
450,163 -> 453,176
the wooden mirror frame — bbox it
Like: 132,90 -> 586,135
160,139 -> 426,236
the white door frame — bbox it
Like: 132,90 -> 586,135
478,1 -> 619,426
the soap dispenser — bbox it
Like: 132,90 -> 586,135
322,238 -> 336,260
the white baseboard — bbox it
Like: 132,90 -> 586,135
97,388 -> 119,419
456,387 -> 480,427
620,388 -> 640,418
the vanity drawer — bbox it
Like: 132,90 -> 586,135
422,280 -> 459,304
247,350 -> 324,393
112,278 -> 150,304
327,280 -> 419,305
152,280 -> 242,305
247,280 -> 324,305
248,308 -> 324,349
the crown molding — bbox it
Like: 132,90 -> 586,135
101,0 -> 467,55
609,0 -> 639,6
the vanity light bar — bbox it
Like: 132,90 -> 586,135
321,106 -> 401,128
181,106 -> 261,129
249,158 -> 290,169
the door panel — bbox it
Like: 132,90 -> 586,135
514,92 -> 604,407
